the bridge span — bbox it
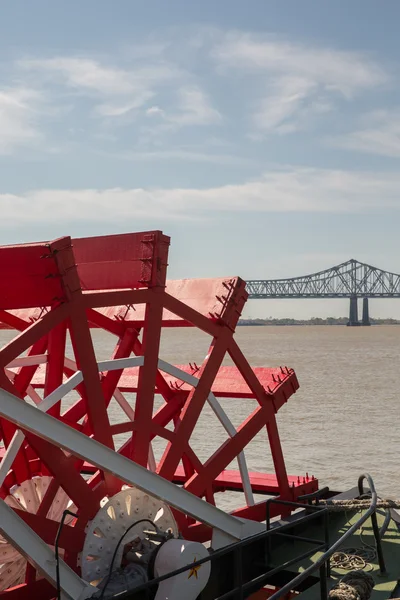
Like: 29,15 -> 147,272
245,259 -> 400,326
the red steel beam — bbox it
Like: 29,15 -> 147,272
229,338 -> 291,499
163,293 -> 219,336
85,307 -> 125,337
73,230 -> 170,290
12,509 -> 85,552
183,405 -> 270,497
12,337 -> 48,397
172,467 -> 318,495
82,289 -> 150,309
131,293 -> 167,466
43,322 -> 67,418
0,310 -> 30,331
66,328 -> 139,432
0,306 -> 68,368
0,239 -> 69,310
51,239 -> 115,452
157,327 -> 233,480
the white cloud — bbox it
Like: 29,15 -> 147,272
171,85 -> 221,126
19,56 -> 182,117
255,76 -> 317,132
214,32 -> 388,94
20,57 -> 136,94
142,86 -> 220,130
0,88 -> 42,154
146,105 -> 165,117
7,32 -> 393,151
102,148 -> 250,165
18,55 -> 220,129
332,109 -> 400,158
94,94 -> 155,117
138,86 -> 220,139
2,167 -> 400,226
140,86 -> 220,135
213,32 -> 389,134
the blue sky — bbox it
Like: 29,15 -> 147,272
1,0 -> 400,318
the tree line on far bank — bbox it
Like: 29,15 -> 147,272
238,317 -> 400,326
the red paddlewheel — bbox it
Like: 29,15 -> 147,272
0,231 -> 318,597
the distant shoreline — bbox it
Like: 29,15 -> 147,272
238,318 -> 400,326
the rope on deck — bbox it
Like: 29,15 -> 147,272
329,524 -> 377,573
319,499 -> 400,511
330,549 -> 375,572
317,500 -> 391,574
328,570 -> 375,600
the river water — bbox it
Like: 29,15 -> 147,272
156,325 -> 400,504
1,325 -> 399,507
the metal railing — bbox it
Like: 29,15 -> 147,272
266,473 -> 385,600
107,473 -> 385,600
265,497 -> 330,599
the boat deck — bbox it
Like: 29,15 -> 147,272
268,507 -> 400,599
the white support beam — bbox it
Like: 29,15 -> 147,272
0,498 -> 96,599
2,356 -> 254,507
40,371 -> 83,412
7,355 -> 48,368
0,430 -> 24,487
113,389 -> 135,421
26,385 -> 43,405
97,356 -> 144,371
207,391 -> 254,507
157,360 -> 254,506
0,358 -> 144,488
0,386 -> 256,542
0,372 -> 83,487
1,357 -> 255,507
64,356 -> 78,371
64,356 -> 144,374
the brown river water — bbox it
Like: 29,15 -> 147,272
155,325 -> 400,506
1,325 -> 399,510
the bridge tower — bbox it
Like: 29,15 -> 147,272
362,297 -> 371,326
348,296 -> 360,326
347,297 -> 371,326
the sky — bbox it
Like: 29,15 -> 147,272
1,0 -> 400,319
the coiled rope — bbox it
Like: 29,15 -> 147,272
329,523 -> 377,572
318,498 -> 398,598
330,548 -> 374,572
328,570 -> 375,600
317,497 -> 398,573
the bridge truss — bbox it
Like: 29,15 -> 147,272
245,259 -> 400,326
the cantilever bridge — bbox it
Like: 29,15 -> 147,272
246,259 -> 400,326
